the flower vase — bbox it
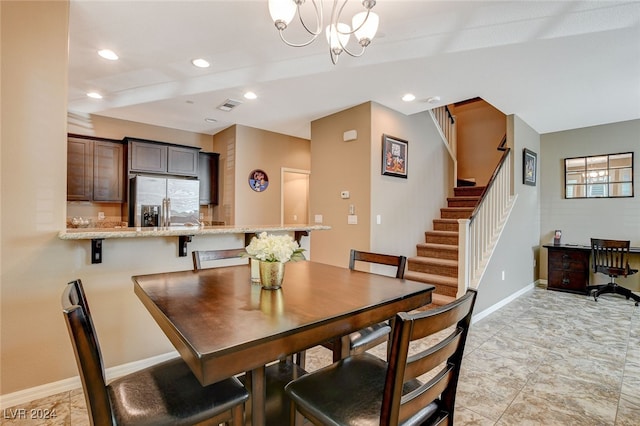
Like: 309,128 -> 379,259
259,261 -> 285,290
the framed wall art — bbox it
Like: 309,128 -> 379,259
523,148 -> 537,186
249,169 -> 269,192
382,134 -> 408,178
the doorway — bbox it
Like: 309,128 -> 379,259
281,168 -> 310,226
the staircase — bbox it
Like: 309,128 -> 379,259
405,186 -> 485,307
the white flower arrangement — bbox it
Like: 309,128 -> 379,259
245,232 -> 306,263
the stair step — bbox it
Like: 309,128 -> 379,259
408,256 -> 458,277
425,230 -> 459,245
454,186 -> 485,197
433,219 -> 459,232
447,196 -> 479,208
440,207 -> 474,220
416,243 -> 458,260
404,271 -> 458,297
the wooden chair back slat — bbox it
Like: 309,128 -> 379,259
192,248 -> 247,270
349,249 -> 407,278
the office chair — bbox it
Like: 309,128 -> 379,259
285,289 -> 477,426
587,238 -> 639,306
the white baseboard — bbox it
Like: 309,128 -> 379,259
471,282 -> 535,324
0,351 -> 178,410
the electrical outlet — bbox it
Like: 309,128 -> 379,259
98,212 -> 105,220
347,215 -> 358,225
314,214 -> 323,224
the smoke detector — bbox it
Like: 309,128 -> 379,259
217,99 -> 242,112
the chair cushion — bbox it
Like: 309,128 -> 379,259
107,357 -> 248,426
285,353 -> 432,426
348,321 -> 391,352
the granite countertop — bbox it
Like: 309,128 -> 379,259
58,224 -> 331,240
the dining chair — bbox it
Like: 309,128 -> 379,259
61,279 -> 249,426
587,238 -> 639,306
192,247 -> 247,270
285,289 -> 477,426
323,249 -> 408,362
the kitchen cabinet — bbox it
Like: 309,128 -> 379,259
67,136 -> 93,201
544,244 -> 590,294
127,138 -> 200,177
67,135 -> 124,202
93,141 -> 124,201
198,152 -> 219,205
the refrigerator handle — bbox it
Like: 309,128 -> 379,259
166,198 -> 171,226
162,198 -> 166,227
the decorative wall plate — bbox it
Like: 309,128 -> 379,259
249,169 -> 269,192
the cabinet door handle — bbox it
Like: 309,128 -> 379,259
562,278 -> 570,285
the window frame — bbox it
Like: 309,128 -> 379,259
564,152 -> 634,199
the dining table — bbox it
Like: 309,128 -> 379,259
133,260 -> 434,425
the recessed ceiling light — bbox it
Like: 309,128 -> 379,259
86,92 -> 103,99
204,118 -> 217,123
426,96 -> 441,104
244,91 -> 257,100
98,49 -> 118,60
191,58 -> 210,68
402,93 -> 416,102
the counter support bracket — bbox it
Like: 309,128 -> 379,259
179,235 -> 193,257
91,239 -> 104,264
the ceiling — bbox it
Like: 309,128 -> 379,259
68,1 -> 640,140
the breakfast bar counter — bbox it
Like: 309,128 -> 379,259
58,224 -> 330,264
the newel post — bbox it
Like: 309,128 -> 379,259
458,218 -> 471,297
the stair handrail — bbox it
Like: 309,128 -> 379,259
468,134 -> 509,222
458,134 -> 514,294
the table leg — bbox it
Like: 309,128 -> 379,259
247,365 -> 266,426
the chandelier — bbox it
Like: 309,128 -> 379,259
268,0 -> 379,64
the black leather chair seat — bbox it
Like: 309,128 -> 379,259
348,321 -> 391,353
285,353 -> 434,426
108,358 -> 248,426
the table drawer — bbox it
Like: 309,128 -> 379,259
549,251 -> 588,270
548,270 -> 588,293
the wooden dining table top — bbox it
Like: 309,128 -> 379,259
133,260 -> 433,382
133,260 -> 434,424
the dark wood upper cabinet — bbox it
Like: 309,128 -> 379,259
93,141 -> 124,202
198,152 -> 219,205
168,145 -> 199,176
67,135 -> 125,202
127,138 -> 199,177
128,139 -> 168,174
67,136 -> 93,201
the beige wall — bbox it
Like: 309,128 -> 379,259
310,103 -> 373,267
453,99 -> 506,186
370,105 -> 451,259
539,119 -> 640,290
0,1 -> 247,398
310,102 -> 454,270
222,125 -> 310,226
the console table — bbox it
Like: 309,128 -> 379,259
543,243 -> 640,294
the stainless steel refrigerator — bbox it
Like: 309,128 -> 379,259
129,175 -> 200,227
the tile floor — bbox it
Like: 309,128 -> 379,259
2,286 -> 638,425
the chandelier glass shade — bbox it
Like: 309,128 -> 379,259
268,0 -> 379,64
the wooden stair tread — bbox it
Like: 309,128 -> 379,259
447,196 -> 479,201
416,242 -> 458,250
408,256 -> 457,267
426,230 -> 458,234
433,219 -> 458,223
404,271 -> 457,286
431,293 -> 456,307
